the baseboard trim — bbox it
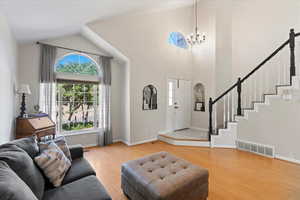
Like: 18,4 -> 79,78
128,138 -> 158,146
83,144 -> 99,148
113,139 -> 123,143
113,139 -> 131,146
275,154 -> 300,165
114,138 -> 157,146
212,144 -> 236,149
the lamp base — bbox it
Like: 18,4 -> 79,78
19,93 -> 26,118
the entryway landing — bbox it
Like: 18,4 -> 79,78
158,128 -> 210,147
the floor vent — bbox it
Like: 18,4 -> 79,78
236,140 -> 275,158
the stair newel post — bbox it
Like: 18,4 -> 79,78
290,28 -> 296,84
237,78 -> 242,116
208,98 -> 213,141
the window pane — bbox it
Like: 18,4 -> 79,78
169,32 -> 188,49
56,83 -> 99,133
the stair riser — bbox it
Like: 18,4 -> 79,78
212,76 -> 300,149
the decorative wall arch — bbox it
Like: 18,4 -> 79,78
194,83 -> 205,111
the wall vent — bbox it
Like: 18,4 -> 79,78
236,140 -> 275,158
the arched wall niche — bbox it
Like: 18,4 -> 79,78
194,83 -> 205,112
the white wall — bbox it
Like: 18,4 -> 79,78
190,1 -> 216,129
231,0 -> 300,157
0,13 -> 18,144
232,0 -> 300,81
18,34 -> 126,146
237,93 -> 300,162
89,6 -> 208,144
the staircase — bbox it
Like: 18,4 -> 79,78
209,29 -> 300,151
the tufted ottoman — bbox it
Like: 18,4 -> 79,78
121,152 -> 209,200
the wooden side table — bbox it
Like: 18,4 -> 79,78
16,116 -> 56,141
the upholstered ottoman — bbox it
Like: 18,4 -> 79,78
121,152 -> 209,200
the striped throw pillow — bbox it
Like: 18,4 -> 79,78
34,142 -> 71,187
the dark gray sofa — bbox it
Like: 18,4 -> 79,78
0,137 -> 112,200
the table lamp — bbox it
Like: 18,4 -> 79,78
17,84 -> 31,118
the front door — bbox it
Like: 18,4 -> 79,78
166,79 -> 191,131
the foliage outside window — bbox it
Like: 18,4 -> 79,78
55,53 -> 100,134
56,54 -> 99,75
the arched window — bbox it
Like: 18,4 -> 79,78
55,53 -> 99,75
55,53 -> 101,83
55,53 -> 101,134
168,32 -> 188,49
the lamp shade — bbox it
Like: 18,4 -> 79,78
17,84 -> 31,94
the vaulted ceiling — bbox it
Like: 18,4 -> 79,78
0,0 -> 193,42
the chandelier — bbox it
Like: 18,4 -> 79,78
186,0 -> 206,47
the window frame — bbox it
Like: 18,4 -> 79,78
54,52 -> 102,135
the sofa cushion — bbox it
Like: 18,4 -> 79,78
35,142 -> 71,187
43,175 -> 111,200
62,157 -> 96,185
0,144 -> 45,200
69,144 -> 84,160
0,160 -> 38,200
8,136 -> 39,158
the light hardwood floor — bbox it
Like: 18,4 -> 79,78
85,141 -> 300,200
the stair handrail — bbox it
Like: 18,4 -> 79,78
208,29 -> 300,140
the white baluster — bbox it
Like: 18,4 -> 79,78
223,98 -> 226,128
227,94 -> 230,122
250,78 -> 252,106
244,83 -> 247,108
283,62 -> 287,84
254,74 -> 257,101
266,67 -> 269,93
247,81 -> 250,107
277,63 -> 281,85
214,102 -> 217,131
259,70 -> 262,101
232,91 -> 235,121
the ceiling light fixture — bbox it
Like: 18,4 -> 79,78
186,0 -> 206,47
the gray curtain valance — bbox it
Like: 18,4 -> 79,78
40,44 -> 57,83
39,44 -> 57,119
101,56 -> 112,85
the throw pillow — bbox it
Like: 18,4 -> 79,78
35,142 -> 71,187
0,144 -> 45,200
0,161 -> 38,200
39,136 -> 72,162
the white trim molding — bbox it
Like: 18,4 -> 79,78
113,138 -> 157,146
158,135 -> 210,147
275,154 -> 300,165
128,138 -> 158,146
211,144 -> 236,149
